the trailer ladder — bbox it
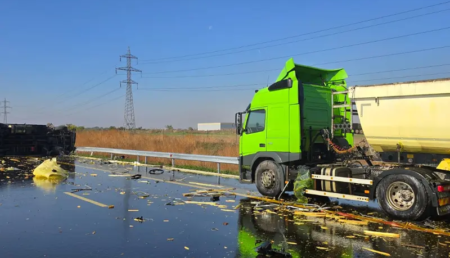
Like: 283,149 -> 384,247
331,90 -> 353,139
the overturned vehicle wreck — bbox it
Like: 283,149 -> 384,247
0,123 -> 76,157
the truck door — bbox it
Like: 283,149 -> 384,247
240,108 -> 267,158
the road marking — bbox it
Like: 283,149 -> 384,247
64,192 -> 109,208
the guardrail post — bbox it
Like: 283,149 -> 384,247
90,151 -> 94,157
217,163 -> 221,174
110,153 -> 113,159
137,156 -> 140,163
144,156 -> 147,164
171,158 -> 175,168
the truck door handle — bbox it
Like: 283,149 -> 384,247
259,143 -> 265,147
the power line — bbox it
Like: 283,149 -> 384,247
145,26 -> 450,75
63,88 -> 122,111
139,83 -> 264,90
313,45 -> 450,66
352,72 -> 450,84
66,94 -> 125,116
138,68 -> 450,92
142,7 -> 450,64
116,47 -> 142,130
55,66 -> 118,100
350,63 -> 450,76
1,99 -> 11,123
141,1 -> 450,62
143,68 -> 279,79
29,73 -> 117,115
143,62 -> 450,79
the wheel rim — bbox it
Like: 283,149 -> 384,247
386,181 -> 415,211
261,169 -> 276,189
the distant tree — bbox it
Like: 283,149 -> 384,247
109,126 -> 116,130
188,127 -> 194,131
166,125 -> 173,130
76,126 -> 85,131
66,124 -> 77,131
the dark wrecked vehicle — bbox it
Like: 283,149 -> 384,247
0,123 -> 76,157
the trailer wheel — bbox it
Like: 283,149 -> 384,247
376,174 -> 430,220
255,160 -> 284,197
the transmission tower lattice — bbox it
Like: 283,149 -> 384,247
1,99 -> 11,124
116,47 -> 142,130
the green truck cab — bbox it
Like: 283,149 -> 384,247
235,58 -> 353,197
235,58 -> 450,221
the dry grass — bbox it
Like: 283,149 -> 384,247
75,129 -> 239,172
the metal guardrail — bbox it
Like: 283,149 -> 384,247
75,147 -> 239,174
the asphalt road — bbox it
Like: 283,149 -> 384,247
0,158 -> 449,258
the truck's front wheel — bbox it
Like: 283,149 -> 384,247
376,174 -> 430,220
255,160 -> 284,197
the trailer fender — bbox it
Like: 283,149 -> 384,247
370,168 -> 438,208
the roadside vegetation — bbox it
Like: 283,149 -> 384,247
75,128 -> 240,173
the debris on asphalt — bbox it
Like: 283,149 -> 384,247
33,158 -> 69,179
148,169 -> 164,175
362,247 -> 391,256
134,217 -> 144,222
364,230 -> 400,238
130,174 -> 142,180
71,188 -> 92,193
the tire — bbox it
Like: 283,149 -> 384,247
376,174 -> 430,220
255,160 -> 284,197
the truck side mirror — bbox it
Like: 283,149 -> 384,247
235,112 -> 242,135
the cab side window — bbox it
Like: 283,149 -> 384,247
246,109 -> 265,134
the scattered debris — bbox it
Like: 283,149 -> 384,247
33,158 -> 69,179
134,216 -> 144,222
148,169 -> 164,175
364,230 -> 400,238
130,174 -> 142,180
362,247 -> 391,256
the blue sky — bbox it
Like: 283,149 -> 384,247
1,0 -> 450,128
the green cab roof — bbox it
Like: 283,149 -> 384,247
276,58 -> 348,85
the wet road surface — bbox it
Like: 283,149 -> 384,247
1,157 -> 450,258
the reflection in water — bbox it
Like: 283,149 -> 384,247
237,198 -> 447,258
33,177 -> 66,193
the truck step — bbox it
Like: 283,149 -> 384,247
311,174 -> 373,185
304,189 -> 369,202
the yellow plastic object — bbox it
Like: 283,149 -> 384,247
33,158 -> 69,179
437,159 -> 450,171
349,79 -> 450,154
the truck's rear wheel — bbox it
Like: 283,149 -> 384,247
255,160 -> 284,197
376,174 -> 430,220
